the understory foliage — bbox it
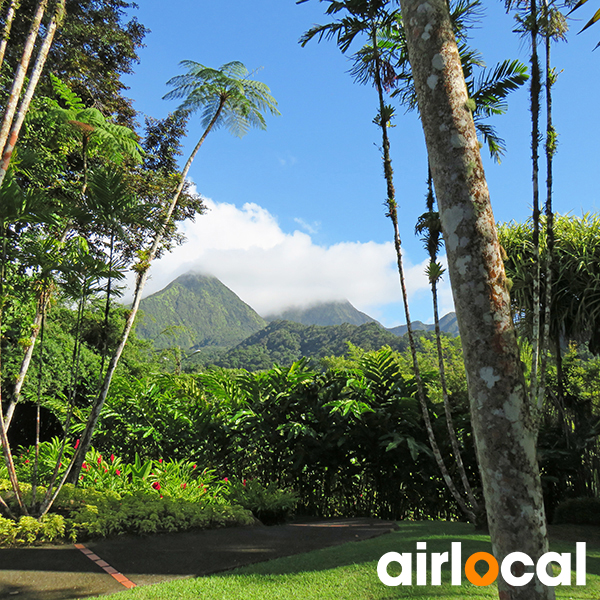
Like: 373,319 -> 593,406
93,343 -> 480,520
80,338 -> 599,522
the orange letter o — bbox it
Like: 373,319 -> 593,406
465,552 -> 499,587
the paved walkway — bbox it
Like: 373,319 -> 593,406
0,518 -> 397,600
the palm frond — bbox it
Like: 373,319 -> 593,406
474,120 -> 506,162
471,59 -> 529,118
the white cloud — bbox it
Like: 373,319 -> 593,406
128,194 -> 453,326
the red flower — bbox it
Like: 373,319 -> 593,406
158,458 -> 163,464
104,468 -> 108,473
25,459 -> 29,464
192,464 -> 197,470
97,456 -> 102,465
80,475 -> 84,481
223,477 -> 228,483
74,439 -> 80,450
116,470 -> 121,476
82,462 -> 88,470
181,483 -> 187,489
110,454 -> 115,463
152,481 -> 161,490
242,479 -> 247,486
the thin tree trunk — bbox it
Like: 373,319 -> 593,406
0,228 -> 27,515
0,0 -> 48,158
399,0 -> 554,597
432,277 -> 479,514
371,29 -> 476,524
0,0 -> 65,187
63,99 -> 227,488
538,19 -> 555,413
0,0 -> 20,72
5,309 -> 41,428
30,307 -> 45,510
98,232 -> 115,378
5,278 -> 54,429
529,0 -> 543,407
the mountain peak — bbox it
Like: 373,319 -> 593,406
136,271 -> 266,350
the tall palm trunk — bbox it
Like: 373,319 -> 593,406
98,232 -> 115,378
0,0 -> 48,159
421,168 -> 480,517
30,307 -> 46,509
61,99 -> 226,489
400,0 -> 554,597
529,0 -> 543,406
371,29 -> 476,524
0,0 -> 20,72
0,0 -> 66,187
538,8 -> 555,412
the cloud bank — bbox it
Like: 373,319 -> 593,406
133,195 -> 454,326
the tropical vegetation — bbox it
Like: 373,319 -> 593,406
0,3 -> 599,600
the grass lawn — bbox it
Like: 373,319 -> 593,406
98,521 -> 600,600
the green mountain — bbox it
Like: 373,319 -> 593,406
212,320 -> 411,371
266,300 -> 380,327
136,272 -> 267,350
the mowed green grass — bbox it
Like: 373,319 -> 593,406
99,521 -> 600,600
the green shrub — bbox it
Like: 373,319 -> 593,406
224,479 -> 299,525
0,514 -> 66,545
553,497 -> 600,526
0,479 -> 255,546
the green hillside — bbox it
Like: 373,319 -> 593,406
266,300 -> 380,326
136,273 -> 267,350
211,319 -> 412,370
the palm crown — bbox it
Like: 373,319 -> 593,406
163,61 -> 280,139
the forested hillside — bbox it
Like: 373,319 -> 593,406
136,272 -> 266,350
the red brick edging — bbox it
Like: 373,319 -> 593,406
74,543 -> 137,589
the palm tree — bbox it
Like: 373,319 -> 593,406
415,175 -> 481,518
507,0 -> 545,408
65,60 -> 280,486
300,0 -> 487,524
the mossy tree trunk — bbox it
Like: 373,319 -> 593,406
399,0 -> 554,598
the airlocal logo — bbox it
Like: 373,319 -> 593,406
378,542 -> 586,587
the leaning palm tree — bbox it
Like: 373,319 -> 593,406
64,60 -> 280,488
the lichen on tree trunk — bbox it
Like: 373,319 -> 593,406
398,0 -> 555,598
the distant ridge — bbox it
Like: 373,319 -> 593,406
266,300 -> 380,327
387,312 -> 459,337
136,272 -> 266,350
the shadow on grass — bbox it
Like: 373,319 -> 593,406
220,520 -> 600,581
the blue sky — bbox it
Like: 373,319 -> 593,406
122,0 -> 599,326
